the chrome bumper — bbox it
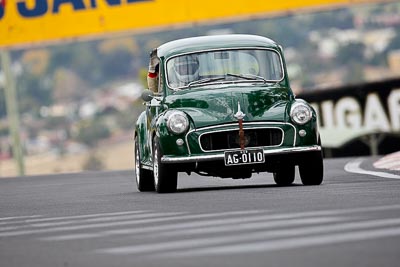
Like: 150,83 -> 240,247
161,145 -> 321,164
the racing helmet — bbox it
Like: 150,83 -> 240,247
173,55 -> 199,83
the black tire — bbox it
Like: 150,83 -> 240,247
273,165 -> 295,186
153,137 -> 178,193
299,151 -> 324,185
135,137 -> 155,192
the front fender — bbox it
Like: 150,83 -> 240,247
135,111 -> 152,164
287,99 -> 319,146
135,111 -> 147,138
154,110 -> 192,156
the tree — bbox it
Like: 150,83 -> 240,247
100,49 -> 134,79
21,49 -> 50,76
75,119 -> 111,147
52,68 -> 89,103
98,38 -> 139,80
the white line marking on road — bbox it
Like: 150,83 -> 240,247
345,158 -> 400,179
0,212 -> 183,231
36,205 -> 400,241
42,216 -> 339,241
0,215 -> 42,221
39,210 -> 267,241
97,217 -> 400,255
0,212 -> 183,237
154,217 -> 343,237
0,211 -> 148,227
25,210 -> 149,222
27,212 -> 183,228
0,210 -> 263,238
95,217 -> 341,255
0,226 -> 21,231
163,226 -> 400,257
39,204 -> 400,241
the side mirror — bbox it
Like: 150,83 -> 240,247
141,89 -> 154,102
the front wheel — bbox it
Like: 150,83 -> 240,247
153,137 -> 178,193
135,137 -> 154,192
299,151 -> 324,185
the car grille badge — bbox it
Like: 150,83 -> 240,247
234,102 -> 245,120
234,102 -> 246,149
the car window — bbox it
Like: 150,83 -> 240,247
166,49 -> 283,89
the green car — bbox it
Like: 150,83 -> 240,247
134,34 -> 323,193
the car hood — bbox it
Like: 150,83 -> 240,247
164,85 -> 291,128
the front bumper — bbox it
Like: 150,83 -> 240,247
161,145 -> 321,164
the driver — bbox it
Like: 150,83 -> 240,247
147,48 -> 160,92
171,54 -> 200,87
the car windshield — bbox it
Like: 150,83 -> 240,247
166,48 -> 284,89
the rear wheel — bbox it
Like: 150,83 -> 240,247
299,151 -> 324,185
153,137 -> 178,193
135,137 -> 154,192
273,165 -> 295,186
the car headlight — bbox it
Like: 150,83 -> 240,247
290,101 -> 312,125
166,111 -> 189,134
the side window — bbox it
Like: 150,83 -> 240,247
254,50 -> 283,81
268,52 -> 283,80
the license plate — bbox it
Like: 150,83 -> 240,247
224,148 -> 265,166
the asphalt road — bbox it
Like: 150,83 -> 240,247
0,157 -> 400,267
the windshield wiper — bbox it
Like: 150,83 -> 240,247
226,73 -> 268,83
187,77 -> 227,87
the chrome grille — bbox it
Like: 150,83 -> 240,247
200,128 -> 283,151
